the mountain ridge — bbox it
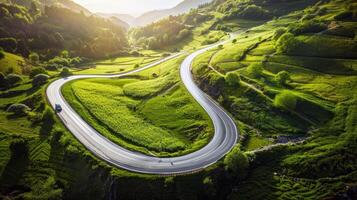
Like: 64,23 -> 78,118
98,0 -> 213,27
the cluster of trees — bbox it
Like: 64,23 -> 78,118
0,72 -> 22,88
130,15 -> 192,50
217,0 -> 272,20
0,3 -> 128,60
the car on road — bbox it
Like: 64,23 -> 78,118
55,104 -> 62,113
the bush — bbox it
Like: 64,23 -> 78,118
30,67 -> 47,78
32,74 -> 49,87
29,52 -> 39,64
273,28 -> 286,40
42,106 -> 55,123
238,5 -> 271,20
276,32 -> 302,54
0,48 -> 4,59
59,67 -> 72,77
193,63 -> 208,75
7,103 -> 30,115
289,20 -> 327,35
324,25 -> 355,38
275,71 -> 291,85
5,73 -> 22,85
0,37 -> 17,52
334,11 -> 353,20
224,145 -> 249,177
225,72 -> 241,86
274,90 -> 297,110
0,72 -> 6,88
247,63 -> 263,78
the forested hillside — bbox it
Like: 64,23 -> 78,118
0,1 -> 128,60
130,0 -> 319,50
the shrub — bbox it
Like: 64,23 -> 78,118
324,25 -> 355,38
59,67 -> 72,77
134,64 -> 139,68
7,103 -> 30,115
0,72 -> 6,87
232,39 -> 237,43
32,74 -> 49,87
29,52 -> 39,64
225,72 -> 241,86
193,63 -> 208,75
247,63 -> 263,78
0,37 -> 17,52
334,11 -> 353,20
0,48 -> 4,59
274,90 -> 297,110
224,145 -> 249,177
5,73 -> 22,85
276,32 -> 302,54
273,28 -> 286,40
275,71 -> 291,85
239,5 -> 271,20
30,67 -> 47,78
42,106 -> 55,123
289,20 -> 327,35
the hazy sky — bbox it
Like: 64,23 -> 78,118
73,0 -> 184,16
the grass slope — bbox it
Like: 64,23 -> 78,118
62,56 -> 213,157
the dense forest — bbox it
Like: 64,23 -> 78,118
0,1 -> 128,60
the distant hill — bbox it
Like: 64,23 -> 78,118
96,13 -> 131,30
100,0 -> 213,27
1,0 -> 92,15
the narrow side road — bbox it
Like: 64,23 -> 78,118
46,38 -> 238,174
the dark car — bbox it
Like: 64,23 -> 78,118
55,104 -> 62,113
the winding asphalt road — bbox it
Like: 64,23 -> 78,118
46,38 -> 238,175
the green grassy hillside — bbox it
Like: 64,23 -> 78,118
192,0 -> 357,198
62,56 -> 213,157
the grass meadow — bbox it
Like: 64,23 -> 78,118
62,56 -> 213,157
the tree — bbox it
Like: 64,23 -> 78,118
247,63 -> 263,78
232,39 -> 237,44
61,50 -> 69,58
274,90 -> 297,110
225,72 -> 241,86
5,73 -> 22,86
7,104 -> 30,116
59,67 -> 72,77
32,74 -> 49,87
275,71 -> 291,85
42,106 -> 55,123
224,145 -> 249,177
30,67 -> 47,78
29,52 -> 39,64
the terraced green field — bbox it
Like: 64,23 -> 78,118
74,50 -> 166,74
62,56 -> 213,157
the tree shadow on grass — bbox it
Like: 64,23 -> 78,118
0,142 -> 30,187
